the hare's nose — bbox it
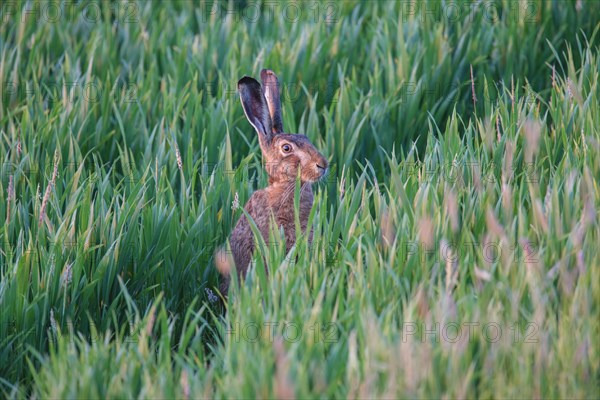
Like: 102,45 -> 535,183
316,163 -> 328,178
317,157 -> 329,169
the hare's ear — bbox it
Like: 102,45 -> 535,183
260,69 -> 283,134
238,76 -> 273,151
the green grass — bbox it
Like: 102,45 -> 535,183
1,0 -> 599,398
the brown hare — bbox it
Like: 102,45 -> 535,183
217,69 -> 329,295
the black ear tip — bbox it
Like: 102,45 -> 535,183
238,76 -> 260,89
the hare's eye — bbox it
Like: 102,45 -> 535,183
281,144 -> 292,153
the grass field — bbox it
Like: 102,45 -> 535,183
1,0 -> 599,398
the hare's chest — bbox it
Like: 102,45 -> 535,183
269,189 -> 313,230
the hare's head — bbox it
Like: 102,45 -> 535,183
238,69 -> 329,185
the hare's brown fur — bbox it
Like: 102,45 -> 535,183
218,70 -> 328,294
